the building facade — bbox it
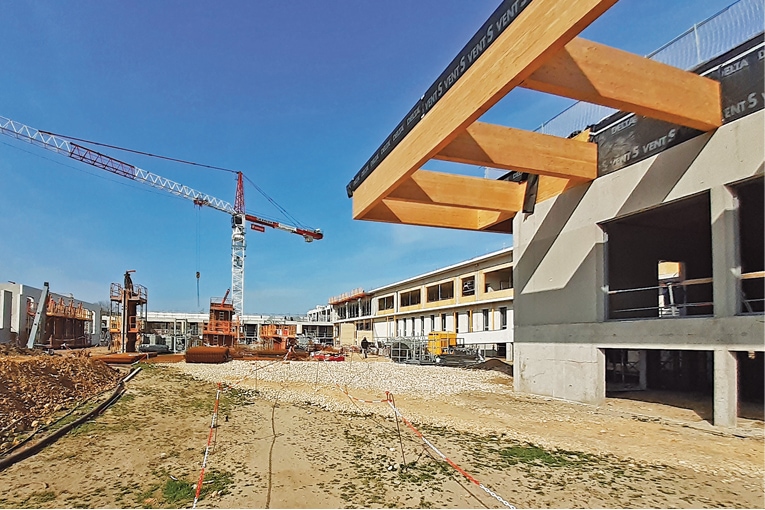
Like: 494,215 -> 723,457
143,311 -> 333,350
329,248 -> 514,358
513,36 -> 764,426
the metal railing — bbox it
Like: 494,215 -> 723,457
740,271 -> 765,314
606,278 -> 714,319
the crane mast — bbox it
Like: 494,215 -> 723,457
0,115 -> 322,318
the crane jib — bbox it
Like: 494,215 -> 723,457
69,143 -> 138,180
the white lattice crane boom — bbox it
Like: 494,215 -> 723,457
0,114 -> 323,317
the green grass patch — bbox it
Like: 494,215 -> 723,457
161,479 -> 194,505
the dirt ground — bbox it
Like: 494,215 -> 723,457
0,356 -> 762,509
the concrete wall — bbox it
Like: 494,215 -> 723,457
513,111 -> 764,406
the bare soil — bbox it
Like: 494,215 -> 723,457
0,357 -> 762,509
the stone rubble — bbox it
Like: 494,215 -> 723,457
175,359 -> 513,420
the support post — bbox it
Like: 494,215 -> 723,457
713,349 -> 738,427
710,185 -> 741,317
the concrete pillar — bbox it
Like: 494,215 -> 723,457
639,349 -> 648,390
0,290 -> 12,343
713,349 -> 738,427
710,185 -> 740,317
506,342 -> 513,363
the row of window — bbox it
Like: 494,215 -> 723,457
391,307 -> 509,336
378,271 -> 513,312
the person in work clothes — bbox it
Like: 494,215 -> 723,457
360,337 -> 369,359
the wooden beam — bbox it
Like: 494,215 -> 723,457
364,199 -> 513,232
352,0 -> 618,220
522,37 -> 722,131
478,210 -> 516,232
387,169 -> 525,211
434,122 -> 597,180
536,175 -> 587,203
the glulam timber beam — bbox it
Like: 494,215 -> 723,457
522,37 -> 722,131
387,169 -> 526,211
434,122 -> 597,180
352,0 -> 619,220
364,199 -> 512,232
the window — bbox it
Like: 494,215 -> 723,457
400,289 -> 421,307
462,276 -> 475,296
482,309 -> 489,331
426,281 -> 454,302
378,295 -> 394,311
499,307 -> 508,329
430,315 -> 435,331
602,193 -> 713,320
484,268 -> 513,292
420,316 -> 425,335
441,313 -> 447,331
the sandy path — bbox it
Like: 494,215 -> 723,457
0,360 -> 762,509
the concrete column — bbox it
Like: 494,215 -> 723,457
710,185 -> 740,317
0,290 -> 12,343
639,349 -> 648,390
713,349 -> 738,427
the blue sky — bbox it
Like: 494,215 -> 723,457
0,0 -> 736,314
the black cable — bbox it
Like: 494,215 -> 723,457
242,173 -> 306,229
40,130 -> 314,231
38,130 -> 238,175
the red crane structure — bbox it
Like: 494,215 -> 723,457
0,115 -> 323,317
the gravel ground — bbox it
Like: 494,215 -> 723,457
175,359 -> 511,417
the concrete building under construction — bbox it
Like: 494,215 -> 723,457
0,282 -> 101,348
344,0 -> 764,426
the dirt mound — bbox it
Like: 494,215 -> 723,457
0,355 -> 122,432
0,342 -> 44,357
468,358 -> 513,377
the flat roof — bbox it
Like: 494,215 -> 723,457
371,246 -> 512,294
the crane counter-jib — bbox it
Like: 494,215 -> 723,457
0,113 -> 322,316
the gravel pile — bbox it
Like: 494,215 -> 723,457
174,359 -> 513,419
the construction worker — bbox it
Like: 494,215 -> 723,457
361,337 -> 369,359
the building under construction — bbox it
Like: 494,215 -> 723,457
202,292 -> 239,346
0,282 -> 100,348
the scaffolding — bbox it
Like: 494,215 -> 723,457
202,293 -> 239,347
109,271 -> 148,353
26,294 -> 94,349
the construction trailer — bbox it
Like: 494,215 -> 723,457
108,271 -> 148,353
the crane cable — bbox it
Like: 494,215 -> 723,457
39,129 -> 313,229
195,206 -> 201,310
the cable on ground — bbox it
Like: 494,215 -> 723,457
385,392 -> 515,509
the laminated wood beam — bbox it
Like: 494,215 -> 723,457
522,37 -> 722,131
536,175 -> 588,203
478,210 -> 516,232
365,199 -> 513,232
387,169 -> 526,212
434,122 -> 597,180
352,0 -> 618,221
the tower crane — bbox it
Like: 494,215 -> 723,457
0,115 -> 323,317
